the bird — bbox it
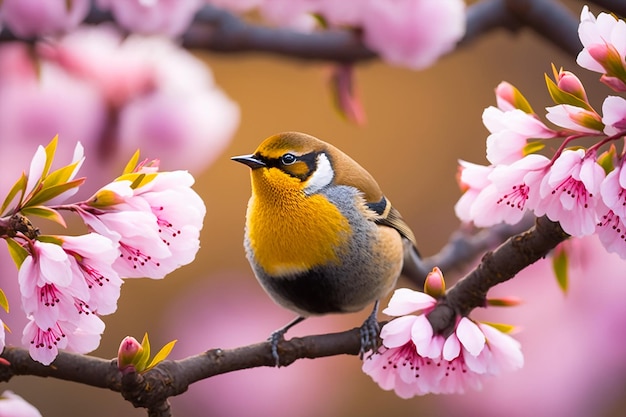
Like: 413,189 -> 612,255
232,131 -> 423,365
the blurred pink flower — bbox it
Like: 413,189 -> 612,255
0,391 -> 42,417
0,0 -> 89,38
96,0 -> 203,37
361,0 -> 465,69
39,26 -> 240,172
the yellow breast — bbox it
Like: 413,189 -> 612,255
246,167 -> 351,277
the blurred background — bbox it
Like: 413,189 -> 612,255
2,0 -> 626,416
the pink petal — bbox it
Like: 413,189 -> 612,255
383,288 -> 436,316
410,315 -> 435,356
380,315 -> 416,348
442,334 -> 461,361
456,317 -> 485,356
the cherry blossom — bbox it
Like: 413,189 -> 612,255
483,107 -> 556,165
362,285 -> 523,397
535,149 -> 605,237
77,167 -> 205,279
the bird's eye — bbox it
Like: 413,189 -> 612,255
281,153 -> 297,165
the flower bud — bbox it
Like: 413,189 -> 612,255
556,69 -> 588,103
495,81 -> 534,114
117,336 -> 143,373
423,267 -> 446,298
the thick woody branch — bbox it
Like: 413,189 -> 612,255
0,0 -> 600,61
428,216 -> 569,333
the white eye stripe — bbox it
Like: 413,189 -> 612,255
304,153 -> 334,195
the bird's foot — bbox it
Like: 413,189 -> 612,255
359,300 -> 381,359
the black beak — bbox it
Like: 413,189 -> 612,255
231,154 -> 266,169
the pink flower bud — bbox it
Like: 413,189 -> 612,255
423,267 -> 446,298
495,81 -> 534,114
556,70 -> 588,102
117,336 -> 143,373
600,75 -> 626,92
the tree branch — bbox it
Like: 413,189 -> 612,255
0,0 -> 594,62
428,216 -> 569,333
0,216 -> 569,416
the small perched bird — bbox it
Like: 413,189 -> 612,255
232,132 -> 422,365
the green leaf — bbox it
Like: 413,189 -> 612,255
552,245 -> 569,293
0,289 -> 9,313
42,161 -> 82,190
122,150 -> 141,175
1,173 -> 27,215
24,178 -> 85,208
544,73 -> 593,111
36,235 -> 64,245
597,145 -> 617,175
5,238 -> 29,269
146,339 -> 177,370
116,172 -> 157,190
20,206 -> 67,228
134,333 -> 151,372
509,85 -> 535,114
42,135 -> 59,179
480,321 -> 516,334
522,141 -> 545,156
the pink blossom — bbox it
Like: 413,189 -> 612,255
0,0 -> 89,38
78,182 -> 172,279
361,0 -> 465,69
96,0 -> 203,37
483,107 -> 556,165
470,154 -> 550,227
60,233 -> 123,315
601,95 -> 626,136
18,241 -> 76,330
78,168 -> 205,279
363,287 -> 524,397
130,170 -> 206,268
535,149 -> 605,236
454,161 -> 494,223
545,104 -> 604,134
576,6 -> 626,91
599,159 -> 626,220
595,208 -> 626,258
22,312 -> 104,366
0,391 -> 42,417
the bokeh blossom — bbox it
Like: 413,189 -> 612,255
0,391 -> 42,417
